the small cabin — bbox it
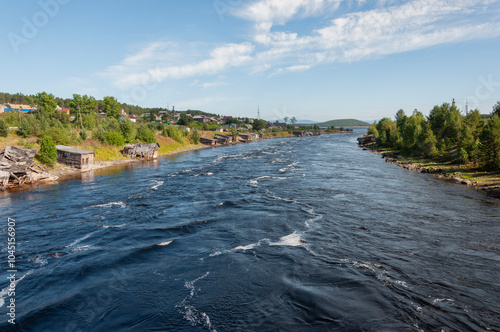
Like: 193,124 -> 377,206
200,137 -> 217,146
55,145 -> 95,171
122,143 -> 160,159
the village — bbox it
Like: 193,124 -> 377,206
0,101 -> 351,191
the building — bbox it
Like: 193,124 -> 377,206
122,143 -> 160,159
4,103 -> 35,113
200,136 -> 217,146
129,115 -> 137,123
55,145 -> 95,171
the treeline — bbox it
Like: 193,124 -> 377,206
0,91 -> 218,118
0,92 -> 202,151
368,101 -> 500,170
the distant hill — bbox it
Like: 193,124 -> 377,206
314,119 -> 370,127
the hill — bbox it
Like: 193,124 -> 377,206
314,119 -> 370,127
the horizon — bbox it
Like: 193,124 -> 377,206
1,0 -> 500,121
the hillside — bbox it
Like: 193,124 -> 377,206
314,119 -> 370,127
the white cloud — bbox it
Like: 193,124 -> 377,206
101,42 -> 254,88
100,0 -> 500,90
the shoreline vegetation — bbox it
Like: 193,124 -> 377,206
358,101 -> 500,199
0,91 -> 352,192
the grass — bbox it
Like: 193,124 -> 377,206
368,144 -> 500,186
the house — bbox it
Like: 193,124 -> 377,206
60,108 -> 70,115
55,145 -> 95,171
193,115 -> 210,123
122,143 -> 160,159
129,115 -> 137,123
200,136 -> 217,146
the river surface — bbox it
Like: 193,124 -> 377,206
1,131 -> 499,331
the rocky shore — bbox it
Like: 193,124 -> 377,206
380,151 -> 500,200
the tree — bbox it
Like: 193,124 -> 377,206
120,118 -> 137,143
0,119 -> 8,137
102,131 -> 125,146
284,116 -> 289,125
137,124 -> 156,143
70,94 -> 97,127
28,92 -> 57,116
492,101 -> 500,117
177,113 -> 192,126
480,114 -> 500,170
252,119 -> 268,131
290,117 -> 297,126
190,130 -> 200,144
36,136 -> 57,167
102,96 -> 121,119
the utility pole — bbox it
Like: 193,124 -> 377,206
78,106 -> 83,128
18,106 -> 21,125
465,99 -> 469,115
257,106 -> 260,120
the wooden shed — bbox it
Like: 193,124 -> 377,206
55,145 -> 95,171
122,143 -> 160,159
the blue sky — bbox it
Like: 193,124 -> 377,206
1,0 -> 500,121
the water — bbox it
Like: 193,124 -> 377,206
1,131 -> 499,331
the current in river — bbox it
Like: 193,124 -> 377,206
1,130 -> 499,331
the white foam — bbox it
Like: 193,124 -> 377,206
234,243 -> 259,251
269,232 -> 303,247
93,201 -> 126,209
102,223 -> 126,228
67,234 -> 91,248
177,272 -> 217,331
157,240 -> 173,246
151,180 -> 164,190
209,251 -> 222,257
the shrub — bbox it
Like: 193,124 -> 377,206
80,128 -> 88,141
102,131 -> 125,146
42,127 -> 72,145
137,125 -> 156,143
36,136 -> 57,167
190,130 -> 200,144
17,117 -> 33,138
162,126 -> 184,143
0,119 -> 8,137
120,119 -> 136,143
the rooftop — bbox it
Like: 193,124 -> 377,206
55,145 -> 94,155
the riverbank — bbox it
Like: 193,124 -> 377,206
359,142 -> 500,199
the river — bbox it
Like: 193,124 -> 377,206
1,131 -> 499,331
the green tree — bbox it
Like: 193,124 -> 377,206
137,124 -> 156,143
28,92 -> 57,116
252,119 -> 268,131
102,96 -> 121,119
492,101 -> 500,117
480,114 -> 500,170
70,94 -> 97,126
36,136 -> 57,167
120,118 -> 137,143
17,117 -> 33,138
465,109 -> 484,140
0,119 -> 8,137
102,131 -> 125,146
401,111 -> 425,152
177,113 -> 192,126
367,122 -> 379,137
190,130 -> 200,144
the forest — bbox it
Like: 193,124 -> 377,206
368,101 -> 500,170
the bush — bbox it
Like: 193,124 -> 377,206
17,117 -> 33,138
102,131 -> 125,146
190,130 -> 200,144
162,126 -> 184,143
42,127 -> 72,145
0,119 -> 8,137
137,125 -> 156,143
80,128 -> 88,141
36,136 -> 57,167
120,119 -> 136,143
